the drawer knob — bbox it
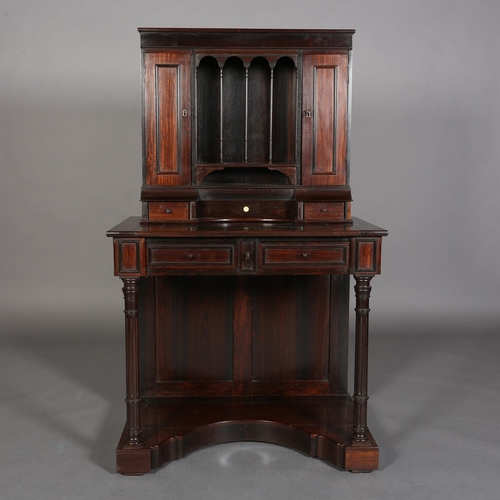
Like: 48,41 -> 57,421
244,251 -> 251,261
320,208 -> 328,213
302,253 -> 309,259
186,253 -> 194,259
165,208 -> 172,214
243,206 -> 250,213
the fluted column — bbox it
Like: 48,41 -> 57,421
121,277 -> 144,448
350,275 -> 373,445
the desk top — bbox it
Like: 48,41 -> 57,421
107,217 -> 387,239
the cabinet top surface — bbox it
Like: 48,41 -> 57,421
107,217 -> 387,238
138,28 -> 355,34
138,28 -> 355,49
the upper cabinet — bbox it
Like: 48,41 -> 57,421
139,29 -> 354,223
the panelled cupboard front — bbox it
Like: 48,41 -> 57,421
108,29 -> 387,476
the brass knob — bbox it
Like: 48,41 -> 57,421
165,208 -> 172,214
186,254 -> 194,259
243,206 -> 250,213
302,253 -> 308,259
320,208 -> 327,213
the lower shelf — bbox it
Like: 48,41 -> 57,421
116,395 -> 379,475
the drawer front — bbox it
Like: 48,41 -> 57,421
197,200 -> 297,221
259,241 -> 349,273
303,202 -> 345,221
149,202 -> 190,221
147,242 -> 237,273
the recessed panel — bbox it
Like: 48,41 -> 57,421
155,276 -> 234,382
251,275 -> 330,381
120,241 -> 139,272
313,67 -> 336,174
156,65 -> 180,173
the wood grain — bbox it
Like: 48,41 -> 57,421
301,53 -> 349,186
143,51 -> 191,186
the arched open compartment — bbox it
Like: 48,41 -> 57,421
196,56 -> 220,163
195,54 -> 298,182
272,57 -> 297,164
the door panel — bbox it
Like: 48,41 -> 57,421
143,51 -> 191,185
301,53 -> 348,186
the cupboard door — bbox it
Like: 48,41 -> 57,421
301,53 -> 349,186
143,51 -> 191,185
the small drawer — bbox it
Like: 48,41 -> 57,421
303,202 -> 345,221
147,241 -> 237,273
148,202 -> 190,221
259,241 -> 349,273
196,200 -> 297,221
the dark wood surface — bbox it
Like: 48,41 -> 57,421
116,396 -> 378,474
109,28 -> 387,476
139,29 -> 354,223
108,216 -> 387,238
110,218 -> 385,473
139,28 -> 355,50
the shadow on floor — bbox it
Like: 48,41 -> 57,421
1,310 -> 498,475
0,313 -> 124,473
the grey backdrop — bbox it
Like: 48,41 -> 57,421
1,1 -> 500,499
1,1 -> 499,321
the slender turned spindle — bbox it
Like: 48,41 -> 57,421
350,276 -> 373,445
121,277 -> 144,448
269,65 -> 274,163
244,65 -> 249,163
219,65 -> 224,163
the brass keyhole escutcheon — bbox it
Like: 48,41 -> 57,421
243,206 -> 250,213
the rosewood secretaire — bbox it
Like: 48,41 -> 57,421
107,28 -> 387,475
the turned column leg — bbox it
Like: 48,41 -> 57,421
121,277 -> 144,448
350,275 -> 373,445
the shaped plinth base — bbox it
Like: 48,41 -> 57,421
116,395 -> 378,475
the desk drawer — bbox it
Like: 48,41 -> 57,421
303,202 -> 345,221
147,241 -> 237,273
196,200 -> 297,221
258,241 -> 349,273
148,202 -> 190,221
